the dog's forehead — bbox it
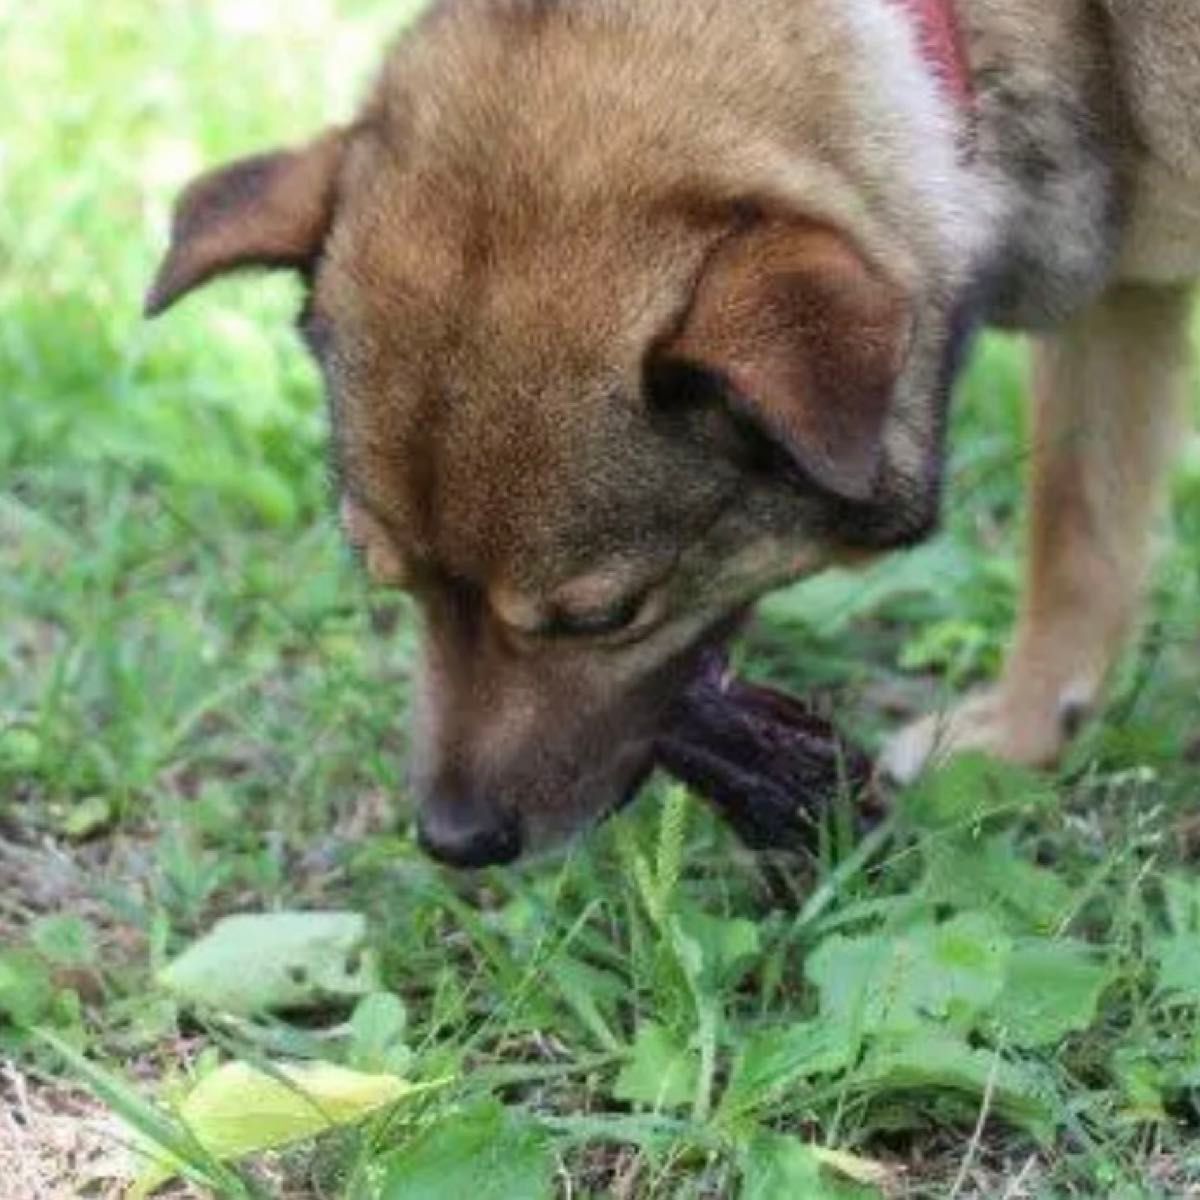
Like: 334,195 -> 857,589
318,160 -> 728,585
320,277 -> 710,587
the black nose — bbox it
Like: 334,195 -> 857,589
416,805 -> 522,869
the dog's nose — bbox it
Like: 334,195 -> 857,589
416,803 -> 522,869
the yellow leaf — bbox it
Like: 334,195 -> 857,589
813,1146 -> 898,1190
130,1060 -> 418,1197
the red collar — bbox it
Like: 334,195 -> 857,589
893,0 -> 973,111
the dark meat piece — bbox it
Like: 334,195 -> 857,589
655,650 -> 877,854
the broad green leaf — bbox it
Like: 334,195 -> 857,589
902,754 -> 1054,834
1156,934 -> 1200,1002
675,907 -> 761,990
723,1021 -> 856,1115
614,1022 -> 699,1111
806,934 -> 888,1029
349,993 -> 412,1074
923,835 -> 1072,933
373,1099 -> 552,1200
742,1133 -> 878,1200
913,913 -> 1012,1024
133,1060 -> 416,1196
862,1029 -> 1057,1142
807,913 -> 1011,1035
987,940 -> 1110,1047
0,948 -> 54,1026
158,911 -> 379,1016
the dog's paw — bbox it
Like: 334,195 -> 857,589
881,687 -> 1073,784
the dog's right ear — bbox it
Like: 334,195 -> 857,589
145,129 -> 347,317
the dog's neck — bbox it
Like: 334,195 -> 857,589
893,0 -> 972,111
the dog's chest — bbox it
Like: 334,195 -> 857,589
1118,161 -> 1200,285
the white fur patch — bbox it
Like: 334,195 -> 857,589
836,0 -> 1000,287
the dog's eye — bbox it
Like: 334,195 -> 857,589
544,589 -> 653,641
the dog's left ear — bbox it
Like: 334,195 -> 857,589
146,128 -> 347,317
667,221 -> 912,502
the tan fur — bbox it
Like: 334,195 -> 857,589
669,222 -> 912,501
148,0 -> 1200,859
1106,1 -> 1200,283
1104,0 -> 1200,182
886,1 -> 1200,779
146,130 -> 347,316
885,283 -> 1194,777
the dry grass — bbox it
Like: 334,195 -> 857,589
0,1065 -> 141,1200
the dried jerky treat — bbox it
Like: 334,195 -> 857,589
656,650 -> 876,854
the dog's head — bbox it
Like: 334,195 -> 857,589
149,5 -> 974,866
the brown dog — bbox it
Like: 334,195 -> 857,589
148,0 -> 1199,867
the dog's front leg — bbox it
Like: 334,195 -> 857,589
885,283 -> 1195,781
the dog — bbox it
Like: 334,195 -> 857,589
147,0 -> 1200,868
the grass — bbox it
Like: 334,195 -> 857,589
3,1 -> 1200,1196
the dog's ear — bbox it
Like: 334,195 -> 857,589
666,222 -> 911,501
145,129 -> 347,317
